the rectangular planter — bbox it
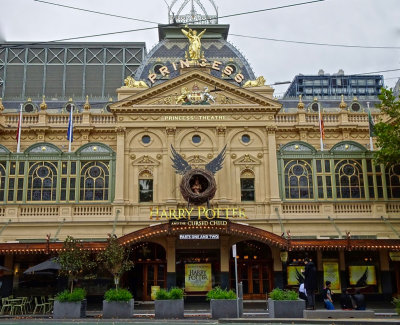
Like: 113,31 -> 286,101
103,299 -> 134,318
53,299 -> 86,319
210,299 -> 242,319
268,298 -> 305,318
154,299 -> 184,319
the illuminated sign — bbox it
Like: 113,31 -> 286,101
349,265 -> 376,286
287,266 -> 304,286
323,262 -> 340,292
185,263 -> 212,292
148,59 -> 244,84
179,234 -> 219,240
150,207 -> 247,220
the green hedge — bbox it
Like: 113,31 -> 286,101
104,288 -> 133,302
155,288 -> 184,300
56,288 -> 86,302
206,287 -> 237,300
269,288 -> 298,300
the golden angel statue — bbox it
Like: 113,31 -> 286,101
181,26 -> 206,61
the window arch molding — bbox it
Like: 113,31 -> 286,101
279,141 -> 317,154
330,141 -> 367,154
24,142 -> 63,155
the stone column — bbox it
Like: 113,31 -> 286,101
216,126 -> 227,202
165,127 -> 176,203
267,127 -> 280,203
166,236 -> 176,288
339,250 -> 346,290
114,127 -> 126,204
220,236 -> 230,289
380,250 -> 392,296
271,246 -> 284,288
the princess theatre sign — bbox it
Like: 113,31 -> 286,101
147,26 -> 246,85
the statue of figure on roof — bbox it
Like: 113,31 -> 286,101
181,25 -> 206,61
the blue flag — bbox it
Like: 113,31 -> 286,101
67,106 -> 73,142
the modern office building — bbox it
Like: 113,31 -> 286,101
0,3 -> 399,302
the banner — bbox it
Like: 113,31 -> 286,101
349,265 -> 376,286
323,262 -> 340,291
287,266 -> 304,286
185,263 -> 212,292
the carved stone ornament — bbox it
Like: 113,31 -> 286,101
166,127 -> 176,136
123,76 -> 149,88
297,95 -> 305,110
216,125 -> 226,135
115,126 -> 126,135
243,76 -> 266,88
84,95 -> 91,111
40,95 -> 47,111
0,98 -> 4,111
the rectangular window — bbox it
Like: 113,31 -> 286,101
241,178 -> 255,201
139,179 -> 153,202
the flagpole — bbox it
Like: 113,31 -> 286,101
318,103 -> 324,151
367,102 -> 374,151
68,104 -> 73,153
17,103 -> 23,153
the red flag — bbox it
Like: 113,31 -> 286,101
320,118 -> 325,140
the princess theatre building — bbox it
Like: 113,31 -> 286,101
0,18 -> 400,302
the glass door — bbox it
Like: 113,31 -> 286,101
143,263 -> 166,300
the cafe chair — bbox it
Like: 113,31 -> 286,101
33,297 -> 46,314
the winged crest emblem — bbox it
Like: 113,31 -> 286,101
170,145 -> 226,205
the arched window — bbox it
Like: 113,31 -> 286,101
80,161 -> 109,201
386,164 -> 400,198
0,162 -> 5,201
284,160 -> 313,199
335,159 -> 364,199
139,170 -> 153,202
27,162 -> 58,201
240,169 -> 255,201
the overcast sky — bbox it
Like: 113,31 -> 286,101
1,0 -> 399,96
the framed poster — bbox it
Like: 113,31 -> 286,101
349,265 -> 376,286
287,266 -> 304,285
323,262 -> 340,291
185,263 -> 212,292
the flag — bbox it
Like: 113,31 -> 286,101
368,110 -> 375,137
16,104 -> 23,153
67,106 -> 73,143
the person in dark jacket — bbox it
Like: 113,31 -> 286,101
353,290 -> 366,310
340,289 -> 354,309
304,258 -> 317,310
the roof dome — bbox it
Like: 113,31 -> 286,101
134,24 -> 255,86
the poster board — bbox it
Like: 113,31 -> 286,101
323,262 -> 340,291
287,266 -> 304,286
349,265 -> 376,286
185,263 -> 212,292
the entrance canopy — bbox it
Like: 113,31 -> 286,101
1,222 -> 400,253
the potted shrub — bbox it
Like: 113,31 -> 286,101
268,288 -> 305,318
103,288 -> 134,318
154,288 -> 184,319
54,288 -> 86,319
97,235 -> 134,318
207,287 -> 241,319
54,236 -> 95,319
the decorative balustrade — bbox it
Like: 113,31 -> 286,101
334,203 -> 372,214
5,115 -> 39,125
387,203 -> 400,213
275,114 -> 298,123
20,206 -> 59,217
0,207 -> 4,218
305,114 -> 339,123
282,203 -> 320,214
48,114 -> 82,125
73,205 -> 113,217
90,115 -> 115,124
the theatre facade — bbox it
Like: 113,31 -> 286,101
0,24 -> 400,301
